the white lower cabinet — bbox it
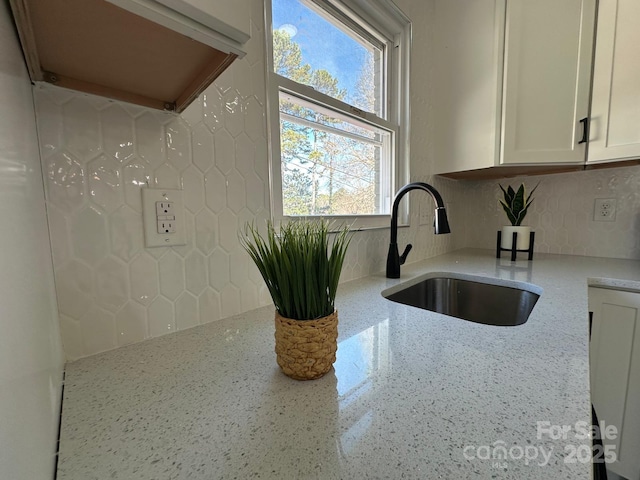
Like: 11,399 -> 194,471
589,287 -> 640,480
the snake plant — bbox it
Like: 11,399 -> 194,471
499,183 -> 539,226
240,220 -> 352,320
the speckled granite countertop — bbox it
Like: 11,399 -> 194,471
57,249 -> 640,479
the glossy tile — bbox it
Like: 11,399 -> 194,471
95,256 -> 129,312
147,296 -> 175,337
245,172 -> 265,214
87,154 -> 123,213
115,301 -> 147,347
55,259 -> 94,320
198,288 -> 221,325
243,96 -> 265,141
153,162 -> 180,189
208,248 -> 229,292
44,151 -> 86,212
166,117 -> 191,173
122,157 -> 150,212
70,206 -> 108,265
217,208 -> 238,253
185,251 -> 207,296
46,204 -> 71,265
204,167 -> 227,213
202,89 -> 223,133
194,209 -> 218,254
129,253 -> 159,306
158,251 -> 184,301
59,314 -> 84,361
101,104 -> 134,162
223,89 -> 244,138
62,97 -> 101,161
226,170 -> 246,213
80,306 -> 116,354
228,248 -> 248,288
191,122 -> 215,173
134,112 -> 165,168
181,165 -> 205,214
214,129 -> 235,175
220,283 -> 241,318
234,133 -> 255,176
110,205 -> 144,262
175,292 -> 199,330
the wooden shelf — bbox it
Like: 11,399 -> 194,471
9,0 -> 238,112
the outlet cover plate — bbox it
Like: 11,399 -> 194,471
593,198 -> 617,222
142,188 -> 186,247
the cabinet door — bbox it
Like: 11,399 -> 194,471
432,0 -> 504,175
589,287 -> 640,480
500,0 -> 595,165
588,0 -> 640,163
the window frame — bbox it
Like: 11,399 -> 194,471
265,0 -> 411,230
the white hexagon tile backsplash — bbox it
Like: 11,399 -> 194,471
33,67 -> 450,360
36,79 -> 273,360
460,165 -> 640,259
39,65 -> 640,363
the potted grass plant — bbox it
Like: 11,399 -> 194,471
240,220 -> 352,380
499,183 -> 538,250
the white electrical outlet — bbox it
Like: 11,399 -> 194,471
156,201 -> 175,216
157,219 -> 176,234
593,198 -> 617,222
142,188 -> 186,247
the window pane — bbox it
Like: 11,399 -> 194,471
272,0 -> 383,116
279,96 -> 391,216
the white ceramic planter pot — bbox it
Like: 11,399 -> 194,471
501,226 -> 531,250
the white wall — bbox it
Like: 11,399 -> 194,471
0,2 -> 65,479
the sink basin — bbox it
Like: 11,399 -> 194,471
382,272 -> 542,326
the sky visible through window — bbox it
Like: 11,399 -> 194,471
272,0 -> 388,217
271,0 -> 370,107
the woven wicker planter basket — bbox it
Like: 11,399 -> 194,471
274,310 -> 338,380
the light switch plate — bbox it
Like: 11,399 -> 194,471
141,188 -> 186,247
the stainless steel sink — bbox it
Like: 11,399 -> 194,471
382,273 -> 542,326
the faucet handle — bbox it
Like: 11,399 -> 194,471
399,244 -> 413,265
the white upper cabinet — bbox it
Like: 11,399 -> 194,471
432,0 -> 504,175
433,0 -> 596,176
588,0 -> 640,164
106,0 -> 249,56
501,0 -> 594,165
154,0 -> 250,44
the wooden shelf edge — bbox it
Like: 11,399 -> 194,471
43,73 -> 174,112
175,52 -> 237,114
436,160 -> 640,181
8,0 -> 43,81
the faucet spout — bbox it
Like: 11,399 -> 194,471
386,182 -> 451,278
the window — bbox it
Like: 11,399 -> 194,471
266,0 -> 410,228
